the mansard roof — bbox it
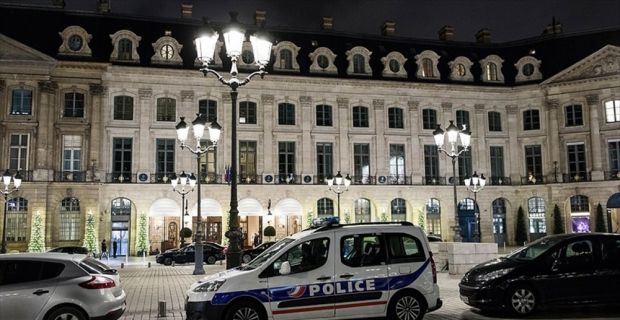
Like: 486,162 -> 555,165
1,4 -> 619,86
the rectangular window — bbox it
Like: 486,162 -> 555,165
9,134 -> 29,171
278,103 -> 295,125
389,144 -> 405,181
239,101 -> 257,124
567,143 -> 587,179
424,145 -> 439,179
11,89 -> 32,115
605,100 -> 620,123
198,99 -> 218,122
488,111 -> 502,131
457,147 -> 471,180
316,104 -> 332,126
523,110 -> 540,130
278,142 -> 296,176
525,145 -> 543,176
353,143 -> 370,182
155,139 -> 175,176
609,140 -> 620,172
199,140 -> 217,181
239,141 -> 257,181
316,143 -> 333,181
352,106 -> 369,128
113,96 -> 134,120
64,92 -> 84,118
490,146 -> 505,179
456,110 -> 470,129
112,138 -> 132,176
565,104 -> 583,127
422,109 -> 436,130
118,39 -> 133,60
156,98 -> 176,122
63,135 -> 82,172
388,108 -> 404,129
60,199 -> 80,241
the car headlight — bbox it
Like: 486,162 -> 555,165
193,280 -> 226,293
474,268 -> 513,284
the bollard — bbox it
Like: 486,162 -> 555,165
171,261 -> 175,267
158,300 -> 166,318
120,262 -> 124,269
148,262 -> 151,268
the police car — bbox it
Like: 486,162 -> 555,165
185,217 -> 442,320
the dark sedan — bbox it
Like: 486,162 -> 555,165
47,246 -> 89,254
241,241 -> 276,263
155,242 -> 225,266
459,233 -> 620,316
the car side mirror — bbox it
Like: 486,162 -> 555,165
551,258 -> 562,272
279,261 -> 291,275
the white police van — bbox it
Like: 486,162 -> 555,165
186,218 -> 442,320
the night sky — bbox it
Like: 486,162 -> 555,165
4,0 -> 620,42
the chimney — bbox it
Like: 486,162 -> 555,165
542,18 -> 563,35
97,0 -> 110,13
255,10 -> 266,27
382,20 -> 396,36
181,2 -> 193,18
321,17 -> 333,31
475,28 -> 491,43
438,25 -> 455,41
52,0 -> 65,8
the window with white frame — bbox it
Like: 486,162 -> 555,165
239,101 -> 257,124
415,50 -> 440,79
7,197 -> 28,242
565,104 -> 583,127
63,135 -> 82,173
198,99 -> 217,122
353,143 -> 370,183
352,106 -> 369,128
391,198 -> 406,221
479,55 -> 505,83
609,140 -> 620,174
426,198 -> 441,236
317,198 -> 334,217
523,109 -> 540,130
316,104 -> 333,127
9,134 -> 29,171
11,88 -> 32,115
60,197 -> 80,240
354,198 -> 371,222
113,95 -> 134,120
605,100 -> 620,123
109,30 -> 141,64
389,144 -> 405,183
345,46 -> 372,76
388,107 -> 404,129
488,111 -> 502,131
64,91 -> 85,118
528,197 -> 547,234
422,108 -> 437,130
156,98 -> 175,122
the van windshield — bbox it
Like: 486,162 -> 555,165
508,236 -> 565,260
241,238 -> 294,270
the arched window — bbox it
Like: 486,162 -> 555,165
570,195 -> 591,233
118,38 -> 133,60
492,198 -> 507,244
354,198 -> 371,223
353,54 -> 365,73
60,197 -> 80,240
7,197 -> 28,242
280,49 -> 293,69
570,195 -> 589,212
317,198 -> 334,217
422,58 -> 434,77
112,197 -> 131,216
528,197 -> 547,235
426,198 -> 441,236
391,198 -> 406,221
486,62 -> 498,81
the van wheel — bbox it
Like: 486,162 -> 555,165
506,284 -> 537,316
387,291 -> 426,320
163,257 -> 172,266
242,254 -> 252,264
206,255 -> 217,265
225,301 -> 265,320
45,306 -> 86,320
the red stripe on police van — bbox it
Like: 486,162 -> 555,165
271,300 -> 386,315
272,305 -> 334,315
334,300 -> 387,309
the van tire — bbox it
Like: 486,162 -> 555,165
506,284 -> 537,316
225,300 -> 266,320
387,290 -> 426,320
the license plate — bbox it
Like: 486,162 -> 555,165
460,295 -> 469,304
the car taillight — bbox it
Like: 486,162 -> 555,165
79,276 -> 116,289
430,251 -> 437,284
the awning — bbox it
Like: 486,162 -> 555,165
607,193 -> 620,208
148,198 -> 181,217
189,198 -> 222,217
273,198 -> 303,216
238,198 -> 264,216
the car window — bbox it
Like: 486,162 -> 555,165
601,238 -> 620,267
246,238 -> 294,271
341,234 -> 386,267
510,236 -> 564,260
386,233 -> 426,263
273,238 -> 329,275
558,239 -> 594,270
80,257 -> 117,275
0,260 -> 64,285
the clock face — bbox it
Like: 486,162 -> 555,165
160,44 -> 174,60
68,35 -> 83,51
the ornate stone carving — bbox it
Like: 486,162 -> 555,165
300,96 -> 312,104
408,100 -> 419,112
38,80 -> 58,93
474,104 -> 485,113
372,99 -> 384,109
337,97 -> 349,108
261,94 -> 274,104
545,99 -> 559,110
506,105 -> 518,115
441,102 -> 452,112
138,88 -> 152,99
181,90 -> 194,102
89,84 -> 105,96
585,94 -> 599,105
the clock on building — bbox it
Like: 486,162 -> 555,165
160,44 -> 174,60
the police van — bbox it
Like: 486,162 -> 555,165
185,218 -> 442,320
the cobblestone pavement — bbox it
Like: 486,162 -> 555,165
109,257 -> 620,320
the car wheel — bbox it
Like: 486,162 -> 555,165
507,284 -> 537,316
45,306 -> 86,320
164,257 -> 172,266
387,291 -> 426,320
225,301 -> 265,320
242,254 -> 252,264
206,255 -> 217,265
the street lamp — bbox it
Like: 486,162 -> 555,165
464,171 -> 486,242
176,114 -> 221,275
326,171 -> 352,219
1,170 -> 22,254
194,12 -> 272,269
433,120 -> 471,242
170,171 -> 196,247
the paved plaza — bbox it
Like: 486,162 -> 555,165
106,257 -> 620,320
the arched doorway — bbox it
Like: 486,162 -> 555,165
190,198 -> 223,244
148,198 -> 181,252
238,198 -> 264,247
492,198 -> 507,245
274,198 -> 303,237
458,198 -> 478,242
111,197 -> 132,256
606,193 -> 620,232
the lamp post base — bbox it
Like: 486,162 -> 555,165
193,232 -> 205,275
225,228 -> 243,269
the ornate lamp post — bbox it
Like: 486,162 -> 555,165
176,114 -> 221,275
433,120 -> 471,242
170,171 -> 196,247
1,170 -> 22,254
464,171 -> 486,242
194,13 -> 272,269
326,171 -> 352,219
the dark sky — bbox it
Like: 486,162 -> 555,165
5,0 -> 620,42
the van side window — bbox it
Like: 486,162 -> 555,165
341,234 -> 386,267
273,238 -> 329,275
562,239 -> 593,270
386,233 -> 426,263
601,238 -> 620,267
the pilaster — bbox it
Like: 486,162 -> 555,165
337,98 -> 350,172
586,94 -> 604,180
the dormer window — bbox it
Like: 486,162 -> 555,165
515,56 -> 543,83
487,63 -> 498,81
415,50 -> 440,80
345,46 -> 372,76
381,51 -> 408,78
449,56 -> 474,82
110,30 -> 141,64
58,26 -> 92,57
422,58 -> 434,77
353,54 -> 365,73
272,41 -> 300,72
309,47 -> 337,75
151,31 -> 183,66
280,49 -> 292,69
237,41 -> 259,70
479,55 -> 505,83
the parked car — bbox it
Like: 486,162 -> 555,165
156,242 -> 225,266
459,233 -> 620,316
0,253 -> 126,320
242,241 -> 276,263
427,234 -> 443,242
48,246 -> 89,255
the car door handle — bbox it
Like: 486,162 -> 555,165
339,274 -> 354,279
316,276 -> 331,281
33,289 -> 49,296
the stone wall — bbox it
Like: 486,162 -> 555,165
430,242 -> 499,275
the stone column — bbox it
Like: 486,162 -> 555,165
586,94 -> 604,180
262,94 -> 275,175
506,105 -> 521,183
137,88 -> 152,175
373,99 -> 386,177
546,99 -> 562,183
337,98 -> 350,172
408,101 -> 421,180
300,96 -> 313,176
89,84 -> 105,181
35,80 -> 58,181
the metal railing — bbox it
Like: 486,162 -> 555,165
489,176 -> 512,185
107,172 -> 134,183
423,176 -> 446,185
562,172 -> 591,183
604,171 -> 620,180
521,174 -> 545,185
54,171 -> 87,182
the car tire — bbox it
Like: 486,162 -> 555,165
506,284 -> 537,316
242,254 -> 252,264
225,300 -> 266,320
164,257 -> 172,266
387,291 -> 426,320
206,255 -> 217,265
45,306 -> 86,320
